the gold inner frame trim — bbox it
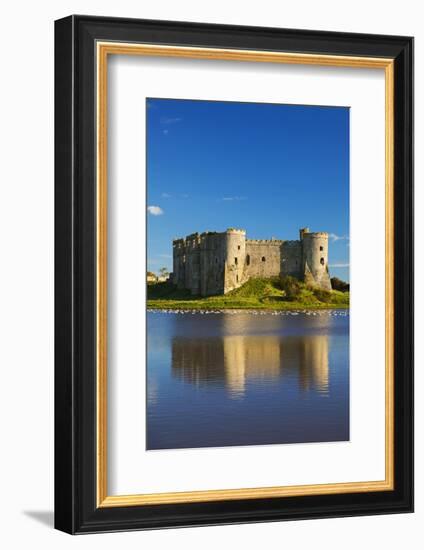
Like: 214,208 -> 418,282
96,41 -> 395,508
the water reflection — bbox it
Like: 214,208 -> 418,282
172,334 -> 329,399
147,311 -> 349,450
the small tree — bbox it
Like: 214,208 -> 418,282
330,277 -> 349,292
313,288 -> 332,303
279,275 -> 302,301
159,267 -> 169,279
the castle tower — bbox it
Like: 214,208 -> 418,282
172,238 -> 186,289
184,233 -> 201,295
224,228 -> 246,293
199,231 -> 227,296
299,227 -> 310,240
300,229 -> 332,290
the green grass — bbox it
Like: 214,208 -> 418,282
147,277 -> 349,311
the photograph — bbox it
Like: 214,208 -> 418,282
50,10 -> 413,537
146,98 -> 350,450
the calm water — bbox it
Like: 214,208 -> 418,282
147,310 -> 349,450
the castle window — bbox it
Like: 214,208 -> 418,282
238,245 -> 241,250
236,275 -> 239,283
320,257 -> 325,265
320,246 -> 323,251
235,257 -> 238,265
246,254 -> 250,266
262,256 -> 266,262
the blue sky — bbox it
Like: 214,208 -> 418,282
147,98 -> 350,282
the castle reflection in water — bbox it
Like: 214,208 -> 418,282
171,330 -> 329,399
147,311 -> 349,449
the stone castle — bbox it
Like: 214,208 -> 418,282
172,227 -> 331,296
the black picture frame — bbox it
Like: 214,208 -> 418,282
55,15 -> 413,534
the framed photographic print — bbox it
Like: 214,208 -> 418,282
54,15 -> 413,533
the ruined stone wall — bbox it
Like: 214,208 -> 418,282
184,233 -> 201,295
172,231 -> 227,296
280,241 -> 303,278
172,238 -> 186,289
244,240 -> 282,279
200,232 -> 227,296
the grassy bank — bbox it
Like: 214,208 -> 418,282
147,277 -> 349,311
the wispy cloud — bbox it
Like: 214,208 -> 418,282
158,254 -> 172,259
147,205 -> 164,216
222,196 -> 247,202
160,116 -> 182,125
329,262 -> 350,268
162,129 -> 169,136
329,233 -> 349,242
160,192 -> 189,199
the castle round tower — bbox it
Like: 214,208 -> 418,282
224,228 -> 246,293
301,229 -> 332,291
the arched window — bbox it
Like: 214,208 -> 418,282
262,256 -> 266,262
320,257 -> 325,265
246,254 -> 250,266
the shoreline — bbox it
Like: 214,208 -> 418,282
147,279 -> 349,312
147,302 -> 349,313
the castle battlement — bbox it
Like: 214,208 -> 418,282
303,231 -> 329,238
173,238 -> 185,246
200,231 -> 219,237
282,240 -> 302,246
226,228 -> 246,235
186,232 -> 200,240
172,227 -> 331,296
246,239 -> 284,244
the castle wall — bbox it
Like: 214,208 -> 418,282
280,241 -> 303,278
200,233 -> 227,296
172,238 -> 186,289
244,240 -> 282,279
184,233 -> 201,295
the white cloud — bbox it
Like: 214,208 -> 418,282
222,196 -> 247,201
329,233 -> 349,242
158,254 -> 172,259
329,262 -> 350,268
160,116 -> 182,125
161,192 -> 172,198
147,205 -> 164,216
